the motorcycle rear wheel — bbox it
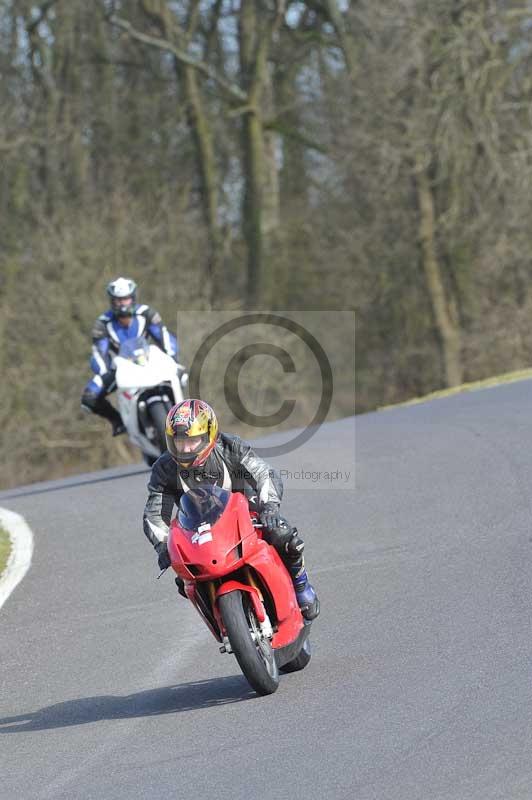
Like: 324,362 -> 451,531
218,590 -> 279,696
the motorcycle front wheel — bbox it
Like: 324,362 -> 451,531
148,400 -> 168,452
218,590 -> 279,696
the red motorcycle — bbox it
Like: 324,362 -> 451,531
167,483 -> 313,695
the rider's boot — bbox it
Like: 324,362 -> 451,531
288,561 -> 320,621
111,420 -> 126,436
82,389 -> 125,435
96,397 -> 126,436
284,529 -> 320,620
103,401 -> 126,436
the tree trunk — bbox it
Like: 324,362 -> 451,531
182,64 -> 220,304
415,161 -> 463,387
323,0 -> 357,79
139,0 -> 220,305
239,0 -> 281,307
261,68 -> 280,236
241,108 -> 264,306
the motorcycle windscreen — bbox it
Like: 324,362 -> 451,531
178,483 -> 231,532
117,336 -> 150,365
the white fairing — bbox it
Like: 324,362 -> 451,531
115,343 -> 184,458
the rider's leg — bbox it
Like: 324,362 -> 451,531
81,373 -> 125,435
261,518 -> 320,621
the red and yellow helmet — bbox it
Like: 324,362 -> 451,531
165,399 -> 219,467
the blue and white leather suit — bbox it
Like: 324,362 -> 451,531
81,304 -> 179,424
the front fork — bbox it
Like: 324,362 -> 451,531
244,568 -> 274,641
211,570 -> 274,652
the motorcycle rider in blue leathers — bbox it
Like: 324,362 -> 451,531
81,277 -> 187,435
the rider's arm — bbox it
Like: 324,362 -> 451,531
143,453 -> 179,547
222,433 -> 283,507
143,306 -> 179,359
90,317 -> 112,375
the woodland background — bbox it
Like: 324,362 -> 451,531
1,0 -> 532,488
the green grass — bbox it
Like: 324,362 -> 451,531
378,367 -> 532,411
0,527 -> 11,577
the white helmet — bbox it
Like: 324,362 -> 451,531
106,277 -> 137,317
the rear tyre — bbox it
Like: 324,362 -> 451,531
279,638 -> 311,674
148,400 -> 168,452
218,591 -> 279,696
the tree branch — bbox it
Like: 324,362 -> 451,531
27,0 -> 59,35
0,134 -> 34,152
107,14 -> 247,103
264,118 -> 328,154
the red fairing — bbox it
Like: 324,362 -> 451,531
245,538 -> 302,648
168,493 -> 246,580
167,491 -> 303,650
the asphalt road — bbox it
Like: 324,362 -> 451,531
2,382 -> 532,800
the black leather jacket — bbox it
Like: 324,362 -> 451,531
143,432 -> 283,548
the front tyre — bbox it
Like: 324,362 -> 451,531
218,591 -> 279,696
148,400 -> 168,452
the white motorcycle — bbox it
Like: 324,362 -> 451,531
114,336 -> 186,465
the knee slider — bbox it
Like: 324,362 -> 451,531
285,531 -> 305,560
81,389 -> 100,412
101,370 -> 116,390
264,521 -> 292,552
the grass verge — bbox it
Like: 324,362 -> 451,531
0,526 -> 11,578
378,367 -> 532,411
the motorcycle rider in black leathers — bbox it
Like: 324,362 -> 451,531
81,277 -> 187,435
142,399 -> 320,620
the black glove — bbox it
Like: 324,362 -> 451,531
155,541 -> 171,571
260,502 -> 281,531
